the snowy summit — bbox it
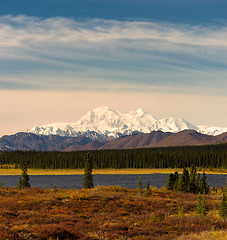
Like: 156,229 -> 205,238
29,106 -> 227,140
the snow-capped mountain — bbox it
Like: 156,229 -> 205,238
197,126 -> 227,136
29,106 -> 227,140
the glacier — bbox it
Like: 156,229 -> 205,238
29,106 -> 227,140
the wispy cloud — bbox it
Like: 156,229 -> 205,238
0,15 -> 227,94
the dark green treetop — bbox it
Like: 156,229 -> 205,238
145,180 -> 151,196
137,176 -> 142,196
219,192 -> 227,220
166,173 -> 175,191
173,171 -> 179,191
17,177 -> 23,190
82,153 -> 93,189
197,193 -> 208,215
177,168 -> 190,193
200,172 -> 209,194
189,165 -> 198,193
17,163 -> 30,189
196,173 -> 201,193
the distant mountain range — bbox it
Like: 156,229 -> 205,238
0,106 -> 226,151
0,130 -> 227,151
28,106 -> 227,139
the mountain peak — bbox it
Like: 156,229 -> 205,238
92,106 -> 113,112
135,108 -> 145,116
87,106 -> 120,117
28,106 -> 227,138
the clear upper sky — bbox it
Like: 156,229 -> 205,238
1,0 -> 227,24
0,0 -> 227,136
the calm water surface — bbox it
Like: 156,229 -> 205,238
0,174 -> 226,189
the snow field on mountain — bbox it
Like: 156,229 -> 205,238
29,106 -> 227,139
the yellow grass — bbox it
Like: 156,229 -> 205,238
176,230 -> 227,240
0,168 -> 226,175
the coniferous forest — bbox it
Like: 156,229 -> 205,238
0,143 -> 226,169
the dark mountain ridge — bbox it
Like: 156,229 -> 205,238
0,132 -> 92,151
0,130 -> 227,151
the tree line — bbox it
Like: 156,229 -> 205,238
0,143 -> 226,169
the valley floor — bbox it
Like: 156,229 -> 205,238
0,168 -> 226,175
0,186 -> 226,239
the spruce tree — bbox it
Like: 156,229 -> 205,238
17,177 -> 23,190
174,171 -> 179,182
219,192 -> 227,220
145,180 -> 151,196
53,184 -> 57,193
196,173 -> 201,194
166,172 -> 179,191
201,194 -> 208,215
197,193 -> 208,215
137,176 -> 142,196
173,171 -> 179,191
189,165 -> 197,193
184,169 -> 190,192
177,169 -> 190,192
166,173 -> 175,191
200,172 -> 209,194
177,174 -> 184,192
18,163 -> 30,189
197,193 -> 202,214
82,153 -> 93,189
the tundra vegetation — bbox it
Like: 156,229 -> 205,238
0,185 -> 226,239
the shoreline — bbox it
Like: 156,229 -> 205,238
0,168 -> 226,175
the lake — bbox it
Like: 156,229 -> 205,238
0,174 -> 226,189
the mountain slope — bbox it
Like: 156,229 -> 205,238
0,133 -> 92,151
215,132 -> 227,142
0,130 -> 227,151
150,130 -> 215,147
100,131 -> 172,149
101,130 -> 227,150
63,140 -> 104,152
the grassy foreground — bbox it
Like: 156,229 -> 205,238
0,186 -> 226,239
176,230 -> 227,240
0,168 -> 226,175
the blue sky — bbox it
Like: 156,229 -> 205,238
0,0 -> 227,136
1,0 -> 227,24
